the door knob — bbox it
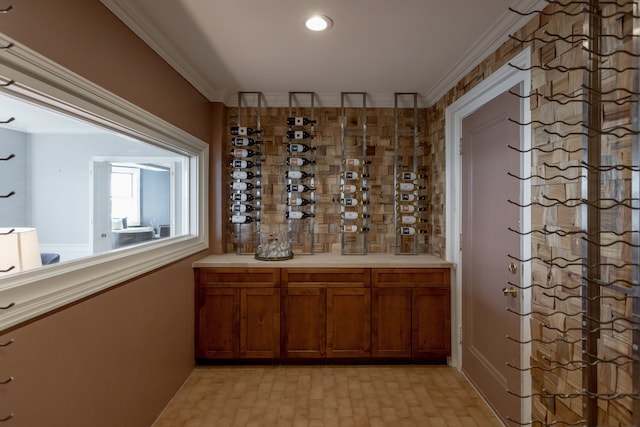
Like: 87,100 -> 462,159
508,262 -> 518,274
502,287 -> 517,298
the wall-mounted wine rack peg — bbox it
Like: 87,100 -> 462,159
505,1 -> 640,426
340,92 -> 370,255
286,92 -> 317,255
229,91 -> 263,255
394,93 -> 427,255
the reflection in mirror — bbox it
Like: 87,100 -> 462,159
0,91 -> 190,274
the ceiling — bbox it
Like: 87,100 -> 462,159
103,0 -> 544,107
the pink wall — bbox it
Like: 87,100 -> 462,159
0,1 -> 214,426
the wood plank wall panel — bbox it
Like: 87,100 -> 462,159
425,2 -> 634,425
226,107 -> 428,254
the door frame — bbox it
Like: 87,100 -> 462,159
445,47 -> 532,420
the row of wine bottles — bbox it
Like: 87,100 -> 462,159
229,123 -> 262,226
286,116 -> 316,223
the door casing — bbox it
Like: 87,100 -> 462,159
444,47 -> 532,421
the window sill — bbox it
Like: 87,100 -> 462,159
0,235 -> 207,332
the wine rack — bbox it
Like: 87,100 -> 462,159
394,93 -> 426,255
340,92 -> 370,255
229,91 -> 262,255
285,92 -> 317,255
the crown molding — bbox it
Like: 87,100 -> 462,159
424,0 -> 547,106
100,0 -> 224,102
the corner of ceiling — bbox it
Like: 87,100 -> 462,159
423,0 -> 547,107
100,0 -> 222,102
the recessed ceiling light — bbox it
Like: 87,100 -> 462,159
305,15 -> 333,31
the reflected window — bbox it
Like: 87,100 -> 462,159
0,90 -> 193,270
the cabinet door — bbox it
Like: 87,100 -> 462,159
196,288 -> 239,359
281,288 -> 326,358
412,287 -> 451,360
372,288 -> 412,358
240,288 -> 280,358
326,288 -> 371,358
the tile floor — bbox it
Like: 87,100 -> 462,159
152,365 -> 501,427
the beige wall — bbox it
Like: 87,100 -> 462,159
0,1 -> 214,426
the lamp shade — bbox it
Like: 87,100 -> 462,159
0,227 -> 42,275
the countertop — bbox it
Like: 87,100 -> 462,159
193,253 -> 454,269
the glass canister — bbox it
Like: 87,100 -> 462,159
254,232 -> 293,261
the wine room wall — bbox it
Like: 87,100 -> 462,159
226,106 -> 429,255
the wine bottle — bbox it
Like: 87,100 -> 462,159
230,171 -> 257,180
397,205 -> 427,213
342,225 -> 370,233
287,143 -> 315,153
399,227 -> 427,235
230,126 -> 261,136
229,214 -> 255,224
286,170 -> 314,179
287,130 -> 312,140
230,181 -> 259,191
230,193 -> 255,202
230,159 -> 258,169
230,203 -> 255,213
341,211 -> 371,220
287,157 -> 315,167
341,171 -> 369,180
287,117 -> 317,126
343,158 -> 371,168
400,193 -> 426,202
341,198 -> 370,207
287,197 -> 314,206
231,148 -> 261,158
398,172 -> 426,180
286,211 -> 315,220
231,137 -> 261,147
286,183 -> 315,193
341,184 -> 369,194
397,183 -> 426,192
399,215 -> 428,225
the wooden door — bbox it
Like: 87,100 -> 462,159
372,287 -> 411,358
240,288 -> 280,358
281,287 -> 326,358
326,288 -> 371,358
412,287 -> 451,360
461,88 -> 521,422
196,288 -> 239,359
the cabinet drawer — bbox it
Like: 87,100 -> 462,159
372,268 -> 449,288
196,268 -> 280,287
282,268 -> 370,288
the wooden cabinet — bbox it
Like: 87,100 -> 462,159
195,268 -> 280,360
372,268 -> 451,361
281,268 -> 370,359
195,265 -> 450,362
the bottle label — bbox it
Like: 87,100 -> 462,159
342,198 -> 357,206
288,198 -> 302,206
343,225 -> 357,233
231,160 -> 247,168
231,182 -> 248,191
231,171 -> 249,180
343,211 -> 358,220
342,185 -> 357,194
401,172 -> 417,180
231,204 -> 247,213
400,227 -> 415,235
237,127 -> 248,136
400,194 -> 416,202
231,193 -> 248,202
287,171 -> 303,179
295,117 -> 304,126
288,157 -> 303,166
288,211 -> 304,220
344,171 -> 358,180
232,149 -> 248,157
400,215 -> 417,224
345,159 -> 360,167
232,138 -> 250,146
398,183 -> 414,191
399,205 -> 415,213
294,130 -> 304,139
290,144 -> 302,152
230,215 -> 247,224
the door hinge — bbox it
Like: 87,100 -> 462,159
458,325 -> 463,344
